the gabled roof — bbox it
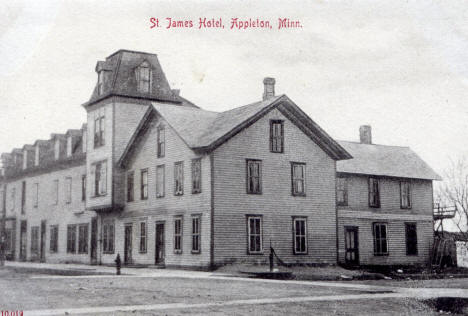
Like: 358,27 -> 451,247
336,141 -> 442,180
119,95 -> 351,166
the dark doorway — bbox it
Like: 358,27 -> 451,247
40,220 -> 46,262
124,224 -> 133,265
90,217 -> 98,264
344,226 -> 359,265
19,220 -> 27,261
155,222 -> 165,265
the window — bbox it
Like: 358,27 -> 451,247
35,145 -> 40,166
50,225 -> 58,253
174,162 -> 184,196
156,165 -> 165,198
10,188 -> 15,212
270,120 -> 284,153
65,177 -> 72,204
174,216 -> 183,253
5,229 -> 13,253
336,177 -> 348,206
192,215 -> 201,253
293,217 -> 307,254
246,160 -> 262,194
54,139 -> 60,160
137,62 -> 151,93
140,169 -> 148,200
94,161 -> 107,196
22,150 -> 27,170
66,136 -> 72,157
373,223 -> 388,256
21,181 -> 26,214
247,216 -> 262,254
33,183 -> 39,208
405,223 -> 418,256
78,224 -> 89,254
139,222 -> 147,253
192,158 -> 201,194
400,181 -> 411,209
127,171 -> 134,202
94,112 -> 105,148
157,126 -> 165,158
53,179 -> 59,205
102,221 -> 115,253
291,163 -> 306,196
81,175 -> 86,201
368,178 -> 380,208
31,226 -> 39,255
97,70 -> 104,95
67,225 -> 77,253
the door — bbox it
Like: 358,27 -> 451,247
40,220 -> 46,262
19,220 -> 27,261
90,217 -> 98,264
344,226 -> 359,265
155,222 -> 165,265
124,224 -> 133,265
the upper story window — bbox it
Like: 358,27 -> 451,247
94,112 -> 105,148
270,120 -> 284,153
53,179 -> 59,205
97,71 -> 104,95
81,175 -> 86,201
94,161 -> 107,197
140,169 -> 148,200
35,146 -> 40,166
291,162 -> 306,196
368,177 -> 380,208
54,139 -> 60,160
400,181 -> 411,209
127,171 -> 134,202
336,177 -> 348,206
10,188 -> 15,212
156,165 -> 165,198
65,177 -> 72,204
21,181 -> 26,214
137,62 -> 151,93
33,183 -> 39,208
246,159 -> 262,194
66,137 -> 72,157
174,161 -> 184,196
192,158 -> 201,194
157,126 -> 165,158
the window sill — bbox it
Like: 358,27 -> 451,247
247,192 -> 262,195
293,252 -> 308,256
91,194 -> 107,199
191,250 -> 201,255
406,253 -> 418,256
103,251 -> 115,255
174,250 -> 182,255
292,193 -> 306,197
192,191 -> 201,194
247,252 -> 264,255
400,207 -> 412,210
139,251 -> 147,254
373,253 -> 389,257
156,195 -> 165,198
174,193 -> 184,196
369,205 -> 381,208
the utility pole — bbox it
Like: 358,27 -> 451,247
0,177 -> 6,267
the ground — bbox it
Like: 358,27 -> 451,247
1,263 -> 468,315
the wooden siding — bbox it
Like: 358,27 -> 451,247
212,108 -> 337,265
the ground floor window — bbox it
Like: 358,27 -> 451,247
405,223 -> 418,256
78,224 -> 89,254
67,225 -> 77,253
139,221 -> 147,253
102,221 -> 115,254
5,228 -> 13,252
174,216 -> 183,254
293,217 -> 307,254
191,215 -> 201,253
31,226 -> 39,255
50,225 -> 58,253
247,216 -> 263,254
373,223 -> 388,256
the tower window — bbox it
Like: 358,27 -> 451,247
137,62 -> 151,93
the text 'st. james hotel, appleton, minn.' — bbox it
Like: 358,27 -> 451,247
0,50 -> 441,269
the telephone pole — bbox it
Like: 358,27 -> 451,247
0,176 -> 6,267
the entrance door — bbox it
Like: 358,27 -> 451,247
124,224 -> 133,265
155,222 -> 165,265
90,217 -> 98,264
19,220 -> 27,261
344,226 -> 359,265
40,220 -> 46,262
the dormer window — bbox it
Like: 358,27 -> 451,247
66,136 -> 72,157
137,62 -> 151,93
97,71 -> 104,95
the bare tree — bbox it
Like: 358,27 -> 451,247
436,156 -> 468,238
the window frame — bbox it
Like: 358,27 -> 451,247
336,177 -> 348,206
65,177 -> 72,204
292,217 -> 308,255
139,221 -> 147,253
174,161 -> 184,196
191,215 -> 201,254
93,160 -> 107,197
156,164 -> 165,198
102,221 -> 115,254
30,226 -> 39,255
174,216 -> 183,254
140,169 -> 148,200
78,223 -> 89,254
368,177 -> 380,208
246,215 -> 263,254
291,162 -> 306,196
270,120 -> 284,153
400,181 -> 412,209
157,125 -> 165,158
405,222 -> 418,256
246,159 -> 262,195
67,224 -> 77,254
81,175 -> 86,201
33,182 -> 39,208
50,225 -> 59,253
372,222 -> 388,256
191,158 -> 202,194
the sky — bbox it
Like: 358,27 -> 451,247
0,0 -> 467,183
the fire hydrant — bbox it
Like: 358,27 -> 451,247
114,253 -> 121,275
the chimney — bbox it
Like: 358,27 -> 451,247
359,125 -> 372,144
263,77 -> 275,100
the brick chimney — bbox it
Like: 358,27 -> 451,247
359,125 -> 372,144
263,77 -> 275,100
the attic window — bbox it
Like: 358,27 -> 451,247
137,62 -> 151,93
97,71 -> 104,95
